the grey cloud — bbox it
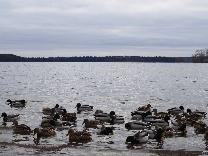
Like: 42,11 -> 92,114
0,0 -> 208,56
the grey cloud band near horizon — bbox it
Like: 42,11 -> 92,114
0,0 -> 208,57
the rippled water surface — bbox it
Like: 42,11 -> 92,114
0,62 -> 208,155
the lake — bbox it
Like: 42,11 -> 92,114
0,62 -> 208,155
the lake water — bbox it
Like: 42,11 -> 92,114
0,62 -> 208,155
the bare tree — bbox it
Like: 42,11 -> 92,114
192,48 -> 208,63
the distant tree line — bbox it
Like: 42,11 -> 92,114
0,54 -> 193,62
192,49 -> 208,63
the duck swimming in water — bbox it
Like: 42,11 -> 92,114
33,127 -> 56,145
168,106 -> 184,115
76,103 -> 93,113
94,111 -> 124,124
82,119 -> 99,129
1,112 -> 19,122
97,125 -> 114,135
126,130 -> 149,145
67,128 -> 92,144
6,99 -> 26,108
12,121 -> 32,135
125,121 -> 149,130
61,109 -> 77,122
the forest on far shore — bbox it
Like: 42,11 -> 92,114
0,54 -> 193,62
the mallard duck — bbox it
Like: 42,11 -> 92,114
170,120 -> 187,136
126,130 -> 149,145
97,125 -> 114,135
137,104 -> 152,112
167,106 -> 184,115
53,104 -> 65,114
6,99 -> 26,108
192,110 -> 207,118
94,111 -> 124,124
152,109 -> 169,118
131,111 -> 152,121
94,110 -> 104,115
67,128 -> 92,143
12,121 -> 31,135
109,116 -> 125,124
61,110 -> 77,122
125,121 -> 149,130
42,107 -> 53,115
41,114 -> 62,128
82,119 -> 99,129
146,115 -> 170,128
108,111 -> 125,125
1,112 -> 19,122
94,112 -> 110,121
193,121 -> 207,134
33,127 -> 56,145
42,104 -> 65,116
76,103 -> 93,113
143,115 -> 162,123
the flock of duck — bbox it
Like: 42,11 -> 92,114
1,99 -> 208,149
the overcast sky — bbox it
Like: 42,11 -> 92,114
0,0 -> 208,57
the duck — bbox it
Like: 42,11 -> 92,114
143,113 -> 162,122
167,106 -> 184,115
53,104 -> 65,114
33,127 -> 56,145
76,103 -> 93,113
42,107 -> 53,115
42,104 -> 65,116
147,115 -> 170,128
108,111 -> 125,125
94,112 -> 110,121
67,128 -> 92,143
170,121 -> 187,136
125,121 -> 149,130
131,111 -> 152,121
192,110 -> 207,118
94,110 -> 104,115
41,114 -> 62,128
12,121 -> 32,135
131,110 -> 147,116
126,130 -> 149,145
6,99 -> 26,108
97,125 -> 114,135
204,128 -> 208,141
137,104 -> 152,112
82,119 -> 99,129
94,111 -> 124,124
1,112 -> 20,122
153,128 -> 164,147
61,109 -> 77,122
193,121 -> 207,134
152,109 -> 169,118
